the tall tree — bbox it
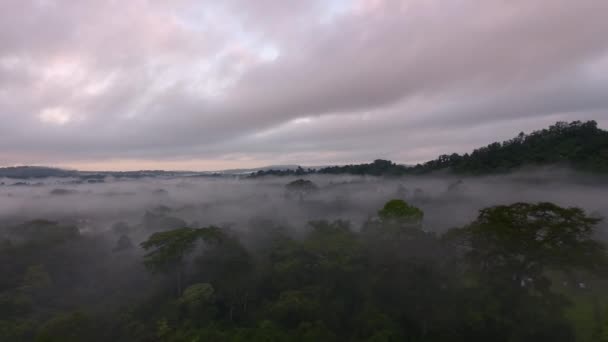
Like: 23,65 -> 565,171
141,227 -> 224,296
447,202 -> 608,341
454,202 -> 606,287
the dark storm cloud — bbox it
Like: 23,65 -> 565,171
0,0 -> 607,169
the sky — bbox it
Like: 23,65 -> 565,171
1,0 -> 608,171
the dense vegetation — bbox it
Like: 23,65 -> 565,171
411,120 -> 608,174
2,120 -> 608,341
252,120 -> 608,177
2,197 -> 608,341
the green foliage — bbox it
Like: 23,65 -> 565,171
285,179 -> 319,199
447,202 -> 608,341
35,312 -> 91,342
296,321 -> 337,342
377,199 -> 424,223
3,200 -> 608,341
252,159 -> 408,177
253,121 -> 608,176
285,179 -> 318,191
318,159 -> 408,176
140,227 -> 224,274
412,120 -> 608,174
156,318 -> 171,340
600,307 -> 608,342
141,228 -> 201,273
266,290 -> 322,327
9,220 -> 80,246
179,283 -> 214,307
454,202 -> 606,281
141,226 -> 226,296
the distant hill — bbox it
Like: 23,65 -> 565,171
317,160 -> 409,176
0,165 -> 315,180
252,120 -> 608,177
0,166 -> 78,179
410,120 -> 608,175
4,121 -> 607,179
0,167 -> 207,180
216,165 -> 301,175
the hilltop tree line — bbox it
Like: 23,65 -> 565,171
252,120 -> 608,177
2,198 -> 608,341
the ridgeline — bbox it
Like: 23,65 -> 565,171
251,120 -> 608,177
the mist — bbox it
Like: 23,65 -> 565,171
2,167 -> 608,238
3,168 -> 608,341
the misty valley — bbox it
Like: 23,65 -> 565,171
2,121 -> 608,341
2,168 -> 608,341
2,0 -> 608,339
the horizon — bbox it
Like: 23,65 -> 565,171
2,119 -> 606,172
1,119 -> 606,172
0,160 -> 391,173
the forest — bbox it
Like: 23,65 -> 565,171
2,121 -> 608,341
1,173 -> 608,341
2,0 -> 607,339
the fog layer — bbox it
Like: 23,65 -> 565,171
2,169 -> 607,237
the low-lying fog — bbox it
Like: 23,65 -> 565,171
2,167 -> 608,240
2,167 -> 607,316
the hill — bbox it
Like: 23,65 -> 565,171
252,120 -> 608,177
411,120 -> 608,174
0,166 -> 78,179
4,121 -> 607,179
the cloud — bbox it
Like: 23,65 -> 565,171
0,0 -> 607,170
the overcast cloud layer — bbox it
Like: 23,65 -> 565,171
1,0 -> 608,170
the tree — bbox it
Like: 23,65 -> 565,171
377,199 -> 424,224
363,201 -> 453,340
141,227 -> 224,296
257,120 -> 608,176
412,120 -> 608,174
179,283 -> 214,307
9,220 -> 79,246
178,283 -> 217,321
194,232 -> 254,323
36,312 -> 92,342
454,202 -> 606,286
285,179 -> 318,200
447,202 -> 608,341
